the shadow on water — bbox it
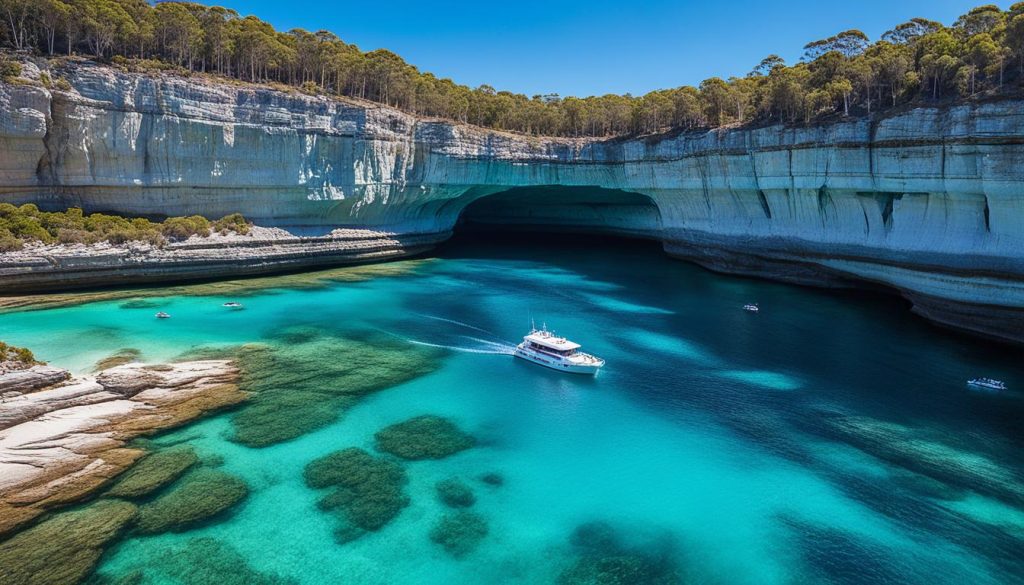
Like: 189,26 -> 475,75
432,231 -> 1024,583
436,231 -> 1024,435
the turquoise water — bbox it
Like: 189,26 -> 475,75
2,235 -> 1023,584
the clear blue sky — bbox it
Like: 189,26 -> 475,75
210,0 -> 1013,97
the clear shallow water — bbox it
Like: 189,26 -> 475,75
2,234 -> 1023,584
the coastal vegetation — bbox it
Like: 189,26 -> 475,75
0,203 -> 251,251
0,340 -> 39,366
374,415 -> 476,460
1,2 -> 1022,135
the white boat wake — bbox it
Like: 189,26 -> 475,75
405,338 -> 516,355
414,313 -> 497,336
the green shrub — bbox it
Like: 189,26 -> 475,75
0,227 -> 23,251
0,57 -> 21,80
0,341 -> 40,365
0,206 -> 252,248
212,213 -> 251,235
161,215 -> 211,240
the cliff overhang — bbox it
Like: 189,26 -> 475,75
0,59 -> 1021,344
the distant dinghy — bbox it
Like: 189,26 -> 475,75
155,312 -> 171,319
968,378 -> 1007,391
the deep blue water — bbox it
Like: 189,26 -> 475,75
1,234 -> 1022,584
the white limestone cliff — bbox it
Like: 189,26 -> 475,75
0,58 -> 1021,343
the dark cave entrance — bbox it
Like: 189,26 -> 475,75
453,186 -> 663,241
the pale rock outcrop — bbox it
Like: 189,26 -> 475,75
0,359 -> 244,536
0,59 -> 1022,342
0,366 -> 70,397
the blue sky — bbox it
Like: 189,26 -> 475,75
212,0 -> 1013,97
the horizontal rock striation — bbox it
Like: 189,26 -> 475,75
0,227 -> 441,293
0,359 -> 243,536
0,59 -> 1022,342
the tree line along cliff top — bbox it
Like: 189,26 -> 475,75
1,1 -> 1022,138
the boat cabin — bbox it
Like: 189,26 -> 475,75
524,331 -> 581,357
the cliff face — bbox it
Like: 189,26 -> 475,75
1,60 -> 1022,343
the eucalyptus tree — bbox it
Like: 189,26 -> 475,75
2,1 -> 1023,137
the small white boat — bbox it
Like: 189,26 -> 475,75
967,378 -> 1007,391
223,302 -> 244,309
743,304 -> 760,312
514,324 -> 605,375
155,312 -> 171,319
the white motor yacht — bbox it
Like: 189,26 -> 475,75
155,312 -> 171,319
743,304 -> 760,312
514,325 -> 605,375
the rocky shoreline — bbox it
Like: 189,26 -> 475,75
1,59 -> 1023,344
0,226 -> 445,294
0,359 -> 243,537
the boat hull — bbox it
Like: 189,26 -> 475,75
514,348 -> 603,375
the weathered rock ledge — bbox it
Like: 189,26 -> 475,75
0,59 -> 1022,343
0,359 -> 243,537
0,227 -> 444,293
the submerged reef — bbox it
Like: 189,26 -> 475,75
135,469 -> 248,534
558,521 -> 684,585
92,537 -> 297,585
429,511 -> 489,558
480,472 -> 505,487
436,478 -> 476,508
823,416 -> 1024,507
0,359 -> 242,537
0,260 -> 435,314
0,500 -> 137,585
118,299 -> 163,310
374,415 -> 475,460
93,348 -> 143,371
105,446 -> 198,499
304,448 -> 409,540
223,330 -> 439,447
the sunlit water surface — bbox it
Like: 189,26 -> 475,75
2,235 -> 1022,584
